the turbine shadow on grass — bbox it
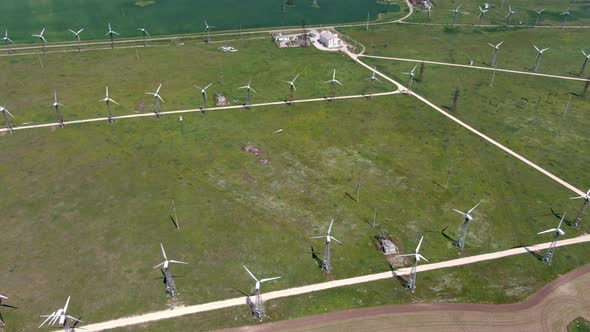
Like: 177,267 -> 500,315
310,245 -> 323,269
441,226 -> 459,246
521,245 -> 544,261
169,216 -> 179,229
344,191 -> 357,202
550,208 -> 576,227
390,264 -> 409,288
432,180 -> 445,190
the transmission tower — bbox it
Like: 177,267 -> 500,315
572,190 -> 590,228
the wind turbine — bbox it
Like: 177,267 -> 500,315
243,265 -> 281,321
105,23 -> 119,49
153,243 -> 188,271
238,80 -> 256,110
0,294 -> 8,326
488,41 -> 504,67
146,83 -> 165,118
194,83 -> 213,113
0,106 -> 14,133
2,30 -> 14,55
533,45 -> 549,72
397,235 -> 428,292
570,188 -> 590,228
138,28 -> 150,47
68,28 -> 84,52
478,6 -> 488,24
204,20 -> 216,43
534,9 -> 545,26
452,202 -> 481,249
99,86 -> 119,123
450,5 -> 465,26
324,69 -> 342,100
560,10 -> 571,28
402,65 -> 417,92
537,213 -> 566,264
579,50 -> 590,77
311,218 -> 342,272
505,5 -> 516,25
32,27 -> 47,53
39,296 -> 83,329
368,67 -> 381,98
282,73 -> 300,103
52,91 -> 65,128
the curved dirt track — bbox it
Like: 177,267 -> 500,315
227,263 -> 590,332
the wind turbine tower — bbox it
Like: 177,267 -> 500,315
2,30 -> 14,55
452,202 -> 481,249
239,80 -> 257,110
99,86 -> 119,123
537,213 -> 566,264
398,236 -> 428,292
324,69 -> 343,100
450,5 -> 464,26
194,83 -> 212,113
402,65 -> 417,92
138,28 -> 150,47
505,5 -> 515,25
204,20 -> 216,43
368,67 -> 381,98
534,9 -> 545,26
488,41 -> 504,67
32,27 -> 48,53
243,265 -> 281,321
311,219 -> 342,272
533,45 -> 549,72
0,106 -> 14,133
570,189 -> 590,228
146,83 -> 165,118
283,73 -> 300,103
105,23 -> 119,49
68,28 -> 84,52
52,91 -> 65,128
579,50 -> 590,77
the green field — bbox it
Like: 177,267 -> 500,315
0,0 -> 400,44
1,5 -> 590,332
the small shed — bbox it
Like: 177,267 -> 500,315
318,30 -> 341,49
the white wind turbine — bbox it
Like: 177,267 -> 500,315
368,67 -> 381,98
204,20 -> 216,43
560,10 -> 572,28
146,83 -> 165,117
533,45 -> 549,72
105,23 -> 119,49
488,41 -> 504,67
194,83 -> 213,112
478,6 -> 488,24
153,243 -> 188,271
68,28 -> 84,52
324,69 -> 342,99
0,106 -> 14,133
537,213 -> 566,264
238,80 -> 257,110
242,265 -> 280,321
39,296 -> 83,329
52,91 -> 65,128
452,202 -> 481,249
32,27 -> 48,53
450,4 -> 466,26
283,73 -> 300,102
505,5 -> 516,25
311,218 -> 342,272
579,50 -> 590,77
99,86 -> 119,123
534,8 -> 545,26
398,235 -> 428,292
402,65 -> 417,92
570,188 -> 590,228
2,30 -> 14,55
138,27 -> 150,47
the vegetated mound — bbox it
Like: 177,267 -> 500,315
568,317 -> 590,332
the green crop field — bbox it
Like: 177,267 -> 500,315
1,2 -> 590,331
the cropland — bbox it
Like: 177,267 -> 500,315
1,0 -> 590,331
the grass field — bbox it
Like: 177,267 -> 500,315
406,0 -> 590,26
0,0 -> 400,44
1,14 -> 590,332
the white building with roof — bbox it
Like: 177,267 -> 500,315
318,30 -> 341,49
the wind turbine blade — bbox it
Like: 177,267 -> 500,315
260,276 -> 281,283
453,209 -> 467,217
324,80 -> 332,84
69,29 -> 76,34
310,236 -> 325,239
328,218 -> 334,234
396,253 -> 415,258
39,312 -> 56,327
468,202 -> 481,214
169,260 -> 188,264
157,95 -> 165,103
570,196 -> 584,200
411,65 -> 417,74
537,228 -> 557,235
330,236 -> 343,244
109,98 -> 119,105
65,315 -> 83,323
41,36 -> 47,43
497,41 -> 504,47
78,28 -> 84,34
156,83 -> 162,94
557,229 -> 565,236
0,295 -> 7,300
418,254 -> 429,262
238,86 -> 248,89
4,109 -> 14,119
153,262 -> 165,269
63,296 -> 70,313
160,243 -> 167,260
557,212 -> 567,229
542,48 -> 549,52
194,85 -> 203,90
534,45 -> 540,53
293,73 -> 300,82
41,27 -> 45,35
113,31 -> 119,35
293,85 -> 296,91
416,235 -> 424,253
334,80 -> 343,86
488,43 -> 495,48
250,88 -> 257,93
204,83 -> 213,90
243,265 -> 258,282
7,38 -> 14,44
